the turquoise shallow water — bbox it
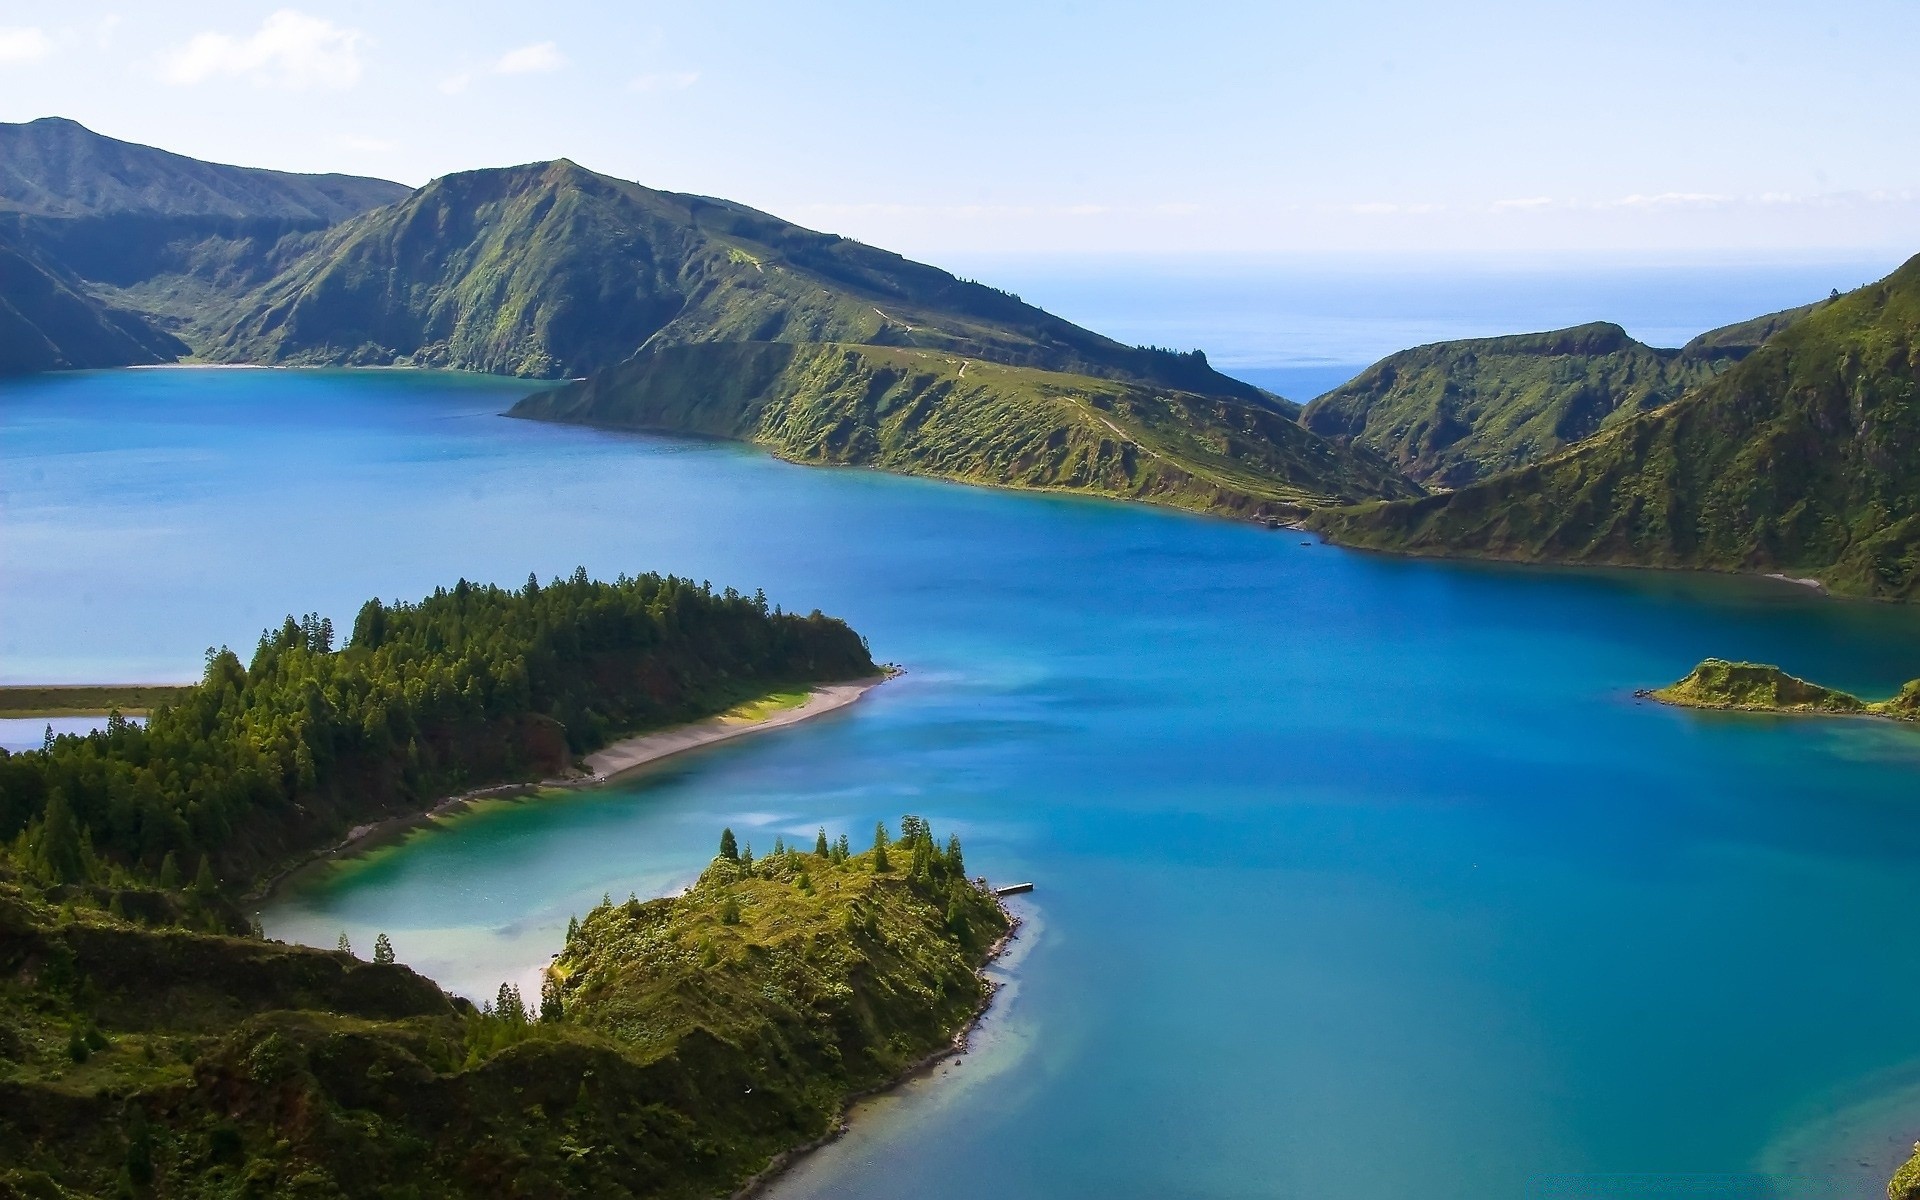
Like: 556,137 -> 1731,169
5,367 -> 1920,1199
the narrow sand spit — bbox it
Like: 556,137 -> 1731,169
576,677 -> 886,784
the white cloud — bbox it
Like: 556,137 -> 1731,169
1492,196 -> 1555,211
629,70 -> 699,92
162,10 -> 366,90
494,41 -> 564,75
439,72 -> 472,95
1602,192 -> 1730,209
0,25 -> 52,63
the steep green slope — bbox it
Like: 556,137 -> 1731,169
206,158 -> 1263,399
1299,309 -> 1814,489
512,341 -> 1421,515
1313,255 -> 1920,599
0,117 -> 406,223
0,117 -> 406,352
0,233 -> 186,373
0,818 -> 1006,1198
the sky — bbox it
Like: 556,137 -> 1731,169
1,1 -> 1916,260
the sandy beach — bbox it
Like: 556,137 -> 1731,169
250,674 -> 890,901
577,676 -> 886,784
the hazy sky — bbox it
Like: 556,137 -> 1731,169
2,1 -> 1915,259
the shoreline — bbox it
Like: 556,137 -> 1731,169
247,673 -> 892,903
729,901 -> 1025,1200
1636,688 -> 1917,727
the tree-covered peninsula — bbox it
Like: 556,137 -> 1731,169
0,570 -> 875,893
0,818 -> 1010,1197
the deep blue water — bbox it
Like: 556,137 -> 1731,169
3,287 -> 1919,1198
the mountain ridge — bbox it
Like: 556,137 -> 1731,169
1299,308 -> 1815,488
1312,254 -> 1920,599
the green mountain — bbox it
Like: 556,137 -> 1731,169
198,156 -> 1412,511
511,341 -> 1419,514
1,122 -> 1413,511
1313,254 -> 1920,600
205,158 -> 1265,396
0,117 -> 406,370
0,117 -> 406,224
0,232 -> 185,373
1299,308 -> 1814,489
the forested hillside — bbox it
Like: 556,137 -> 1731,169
0,571 -> 874,890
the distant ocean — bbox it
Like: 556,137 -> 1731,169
945,253 -> 1909,403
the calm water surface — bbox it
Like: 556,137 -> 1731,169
4,364 -> 1919,1200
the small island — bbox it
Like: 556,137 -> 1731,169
1643,658 -> 1920,722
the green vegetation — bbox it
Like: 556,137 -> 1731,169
0,117 -> 406,372
1314,254 -> 1920,599
0,685 -> 195,718
4,119 -> 1420,513
198,157 -> 1267,397
0,815 -> 1006,1197
1299,312 -> 1812,489
0,233 -> 188,373
0,571 -> 873,892
1893,1144 -> 1920,1199
1646,658 -> 1920,720
513,341 -> 1419,516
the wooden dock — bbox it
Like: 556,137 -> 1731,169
993,882 -> 1034,897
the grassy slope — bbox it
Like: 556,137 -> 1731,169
512,341 -> 1421,516
1649,659 -> 1919,720
1312,254 -> 1920,599
0,234 -> 186,373
205,159 -> 1264,401
0,118 -> 407,365
0,118 -> 407,222
1298,312 -> 1812,489
0,837 -> 1005,1199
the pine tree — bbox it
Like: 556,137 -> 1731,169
373,933 -> 395,964
31,790 -> 87,884
815,828 -> 830,857
125,1106 -> 154,1187
773,836 -> 786,857
496,982 -> 526,1023
719,828 -> 739,860
871,822 -> 891,873
945,833 -> 965,877
192,856 -> 217,897
337,932 -> 353,956
741,843 -> 754,868
835,834 -> 850,862
157,851 -> 180,890
566,914 -> 580,943
540,975 -> 564,1022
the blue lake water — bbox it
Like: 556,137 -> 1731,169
3,267 -> 1919,1199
